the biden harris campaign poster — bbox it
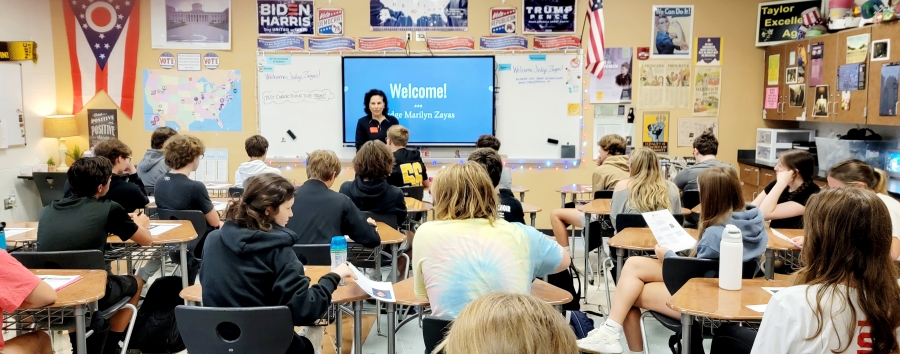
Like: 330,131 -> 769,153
370,0 -> 468,31
258,0 -> 315,36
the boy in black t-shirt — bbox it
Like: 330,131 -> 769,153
468,148 -> 525,224
37,157 -> 152,354
385,125 -> 430,188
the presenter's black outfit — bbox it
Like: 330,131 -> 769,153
354,115 -> 399,151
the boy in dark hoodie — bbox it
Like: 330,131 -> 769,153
340,140 -> 408,227
136,127 -> 177,193
201,173 -> 354,354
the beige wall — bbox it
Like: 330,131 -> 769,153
49,0 -> 784,228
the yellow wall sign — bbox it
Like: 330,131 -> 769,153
0,41 -> 37,62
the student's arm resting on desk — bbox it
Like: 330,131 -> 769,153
754,174 -> 806,221
128,213 -> 153,246
107,202 -> 152,246
0,251 -> 57,310
195,184 -> 224,228
272,248 -> 339,325
749,296 -> 797,353
520,224 -> 569,276
341,198 -> 381,248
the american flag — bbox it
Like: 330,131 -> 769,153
63,0 -> 140,118
586,0 -> 605,79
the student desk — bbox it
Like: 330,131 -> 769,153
521,203 -> 542,227
510,185 -> 528,202
668,278 -> 790,354
203,183 -> 232,197
106,220 -> 198,288
765,228 -> 802,280
4,221 -> 39,249
179,266 -> 370,354
404,197 -> 433,224
387,277 -> 573,354
556,184 -> 593,207
374,222 -> 407,284
1,269 -> 107,354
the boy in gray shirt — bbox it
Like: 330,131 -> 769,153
674,131 -> 732,191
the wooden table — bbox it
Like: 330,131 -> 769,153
521,203 -> 542,227
765,228 -> 802,280
405,197 -> 433,213
668,278 -> 790,353
4,221 -> 39,245
15,270 -> 107,354
577,199 -> 612,301
374,222 -> 407,286
179,266 -> 369,354
388,277 -> 572,354
556,184 -> 593,207
106,220 -> 198,288
510,185 -> 529,202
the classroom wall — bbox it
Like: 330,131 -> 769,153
0,0 -> 64,221
48,0 -> 785,228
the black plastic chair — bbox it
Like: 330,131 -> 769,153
423,315 -> 453,354
681,190 -> 700,210
174,305 -> 294,354
400,186 -> 425,201
227,187 -> 244,198
11,250 -> 138,354
33,172 -> 68,207
362,211 -> 400,230
144,186 -> 154,196
615,213 -> 685,233
594,190 -> 614,199
639,257 -> 761,351
292,244 -> 331,266
157,208 -> 207,255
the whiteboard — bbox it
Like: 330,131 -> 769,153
258,53 -> 582,160
0,63 -> 26,147
257,55 -> 354,160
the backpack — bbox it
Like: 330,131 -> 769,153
127,276 -> 186,353
566,310 -> 595,339
667,319 -> 705,354
546,264 -> 581,311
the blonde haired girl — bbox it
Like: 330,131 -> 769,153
610,147 -> 681,228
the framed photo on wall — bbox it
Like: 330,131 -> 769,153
150,0 -> 232,50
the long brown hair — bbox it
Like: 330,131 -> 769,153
696,167 -> 745,239
797,188 -> 900,353
827,158 -> 888,194
432,162 -> 498,225
779,149 -> 817,201
224,173 -> 295,231
626,148 -> 671,212
434,292 -> 578,354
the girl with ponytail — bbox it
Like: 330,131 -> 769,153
751,149 -> 820,229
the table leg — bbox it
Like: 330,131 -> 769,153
681,314 -> 693,354
126,252 -> 133,275
616,248 -> 625,281
353,301 -> 363,354
519,191 -> 525,202
388,302 -> 396,354
180,242 -> 189,289
390,244 -> 399,283
582,212 -> 591,303
334,304 -> 342,354
375,245 -> 383,336
530,212 -> 536,227
765,249 -> 774,280
75,304 -> 87,354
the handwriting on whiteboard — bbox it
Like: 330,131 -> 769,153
262,70 -> 321,82
261,89 -> 336,104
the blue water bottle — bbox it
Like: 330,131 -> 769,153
330,236 -> 347,286
0,222 -> 7,251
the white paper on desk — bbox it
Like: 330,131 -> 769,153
148,196 -> 155,204
347,263 -> 396,303
746,304 -> 768,313
5,228 -> 34,237
148,223 -> 180,236
212,201 -> 227,211
205,183 -> 230,189
642,210 -> 697,252
762,287 -> 786,296
38,275 -> 82,291
771,229 -> 802,248
422,191 -> 433,204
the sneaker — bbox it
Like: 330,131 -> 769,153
576,327 -> 623,354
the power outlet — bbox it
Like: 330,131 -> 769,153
4,194 -> 15,210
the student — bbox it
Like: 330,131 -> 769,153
610,147 -> 682,228
468,147 -> 525,224
549,134 -> 630,246
412,162 -> 570,318
673,131 -> 731,191
751,149 -> 820,229
385,125 -> 430,188
750,188 -> 900,353
790,158 -> 900,260
234,135 -> 281,188
578,167 -> 767,354
434,292 -> 579,354
0,249 -> 57,354
285,150 -> 380,247
354,89 -> 399,151
37,157 -> 152,354
340,140 -> 407,227
64,138 -> 149,212
200,173 -> 356,354
154,135 -> 223,237
475,134 -> 513,190
137,126 -> 177,193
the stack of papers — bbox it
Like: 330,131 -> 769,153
642,210 -> 697,252
38,275 -> 82,291
5,228 -> 35,237
213,201 -> 228,211
745,304 -> 768,313
148,223 -> 181,236
771,229 -> 802,248
348,263 -> 396,302
204,183 -> 231,189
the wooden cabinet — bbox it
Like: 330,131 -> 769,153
806,34 -> 839,123
833,27 -> 870,124
764,44 -> 786,120
739,163 -> 761,202
759,169 -> 777,188
782,40 -> 809,121
867,22 -> 900,126
814,179 -> 828,189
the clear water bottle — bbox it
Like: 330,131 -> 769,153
718,224 -> 743,291
0,222 -> 6,251
330,236 -> 347,286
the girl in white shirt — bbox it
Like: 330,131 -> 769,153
751,188 -> 900,354
790,158 -> 900,260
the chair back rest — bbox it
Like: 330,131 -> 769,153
292,244 -> 332,266
11,250 -> 104,270
422,315 -> 453,354
594,190 -> 614,199
681,190 -> 700,210
615,213 -> 684,233
174,305 -> 294,354
400,186 -> 425,201
33,172 -> 68,207
156,209 -> 208,256
363,211 -> 399,230
227,187 -> 244,198
145,186 -> 155,196
662,257 -> 762,295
